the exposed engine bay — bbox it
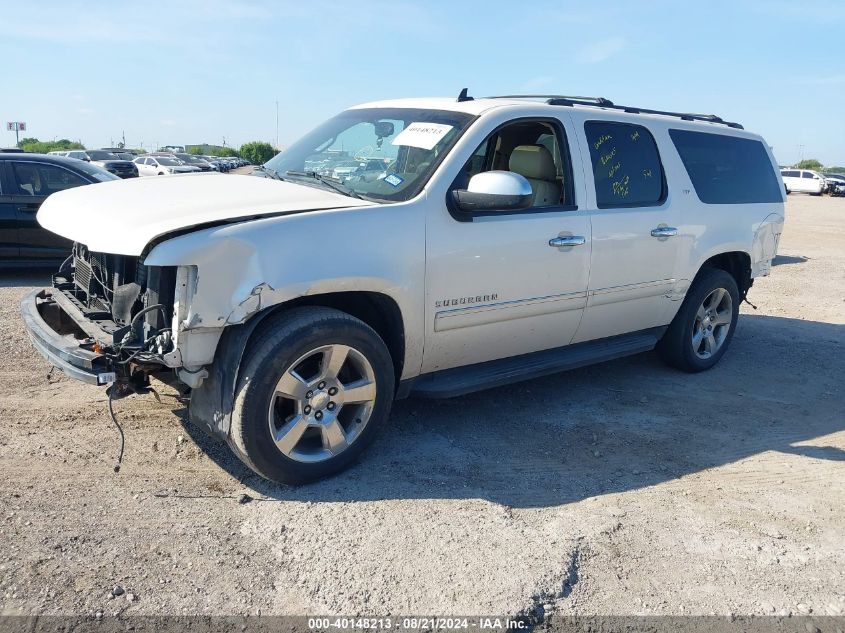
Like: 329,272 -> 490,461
40,242 -> 178,397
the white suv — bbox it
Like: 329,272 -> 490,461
22,92 -> 784,484
780,168 -> 825,195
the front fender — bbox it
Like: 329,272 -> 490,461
144,202 -> 425,378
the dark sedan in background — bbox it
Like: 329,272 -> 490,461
0,153 -> 118,265
62,149 -> 138,179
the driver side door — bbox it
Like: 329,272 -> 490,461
422,116 -> 591,373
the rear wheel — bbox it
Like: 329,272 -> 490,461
657,268 -> 739,372
229,307 -> 395,484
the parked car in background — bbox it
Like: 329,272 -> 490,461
202,156 -> 229,172
780,168 -> 825,195
822,172 -> 845,196
171,153 -> 217,172
57,149 -> 138,179
0,153 -> 118,264
133,155 -> 201,176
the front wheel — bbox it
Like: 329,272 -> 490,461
657,268 -> 739,372
229,307 -> 395,484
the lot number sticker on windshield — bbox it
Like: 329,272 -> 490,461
392,122 -> 454,150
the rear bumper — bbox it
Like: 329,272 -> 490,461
20,289 -> 113,385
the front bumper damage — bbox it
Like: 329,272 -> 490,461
21,289 -> 116,385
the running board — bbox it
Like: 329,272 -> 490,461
408,327 -> 665,399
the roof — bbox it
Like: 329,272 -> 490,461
0,152 -> 87,166
350,94 -> 745,130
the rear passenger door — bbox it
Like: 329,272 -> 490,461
573,119 -> 680,343
0,162 -> 19,259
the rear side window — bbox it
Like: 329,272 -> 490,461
11,162 -> 87,196
781,170 -> 799,178
669,129 -> 782,204
585,121 -> 665,208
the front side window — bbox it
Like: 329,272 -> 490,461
802,171 -> 816,179
265,107 -> 474,202
670,129 -> 782,204
585,121 -> 665,208
452,119 -> 575,209
12,162 -> 87,196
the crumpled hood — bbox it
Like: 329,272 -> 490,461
37,173 -> 373,256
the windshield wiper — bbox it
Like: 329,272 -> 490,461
254,164 -> 285,181
285,170 -> 362,199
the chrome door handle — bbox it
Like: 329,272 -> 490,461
549,235 -> 586,247
650,226 -> 678,238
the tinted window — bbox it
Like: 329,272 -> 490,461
86,151 -> 118,160
781,170 -> 799,178
669,129 -> 782,204
585,121 -> 664,208
802,172 -> 815,179
12,162 -> 87,196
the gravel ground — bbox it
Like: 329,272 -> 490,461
0,195 -> 843,620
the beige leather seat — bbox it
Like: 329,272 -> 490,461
508,144 -> 560,206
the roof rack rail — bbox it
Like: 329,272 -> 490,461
483,94 -> 744,129
486,94 -> 614,106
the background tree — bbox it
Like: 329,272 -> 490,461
18,138 -> 85,153
825,166 -> 845,174
239,141 -> 277,164
795,159 -> 824,171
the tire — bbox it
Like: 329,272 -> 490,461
656,268 -> 739,373
229,307 -> 395,484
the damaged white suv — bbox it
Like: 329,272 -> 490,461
21,92 -> 784,484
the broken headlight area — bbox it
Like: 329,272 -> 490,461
50,242 -> 179,396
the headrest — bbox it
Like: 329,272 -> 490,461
509,144 -> 556,181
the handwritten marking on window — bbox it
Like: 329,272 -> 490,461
600,147 -> 617,166
643,168 -> 652,178
612,175 -> 630,197
609,162 -> 621,178
593,134 -> 612,150
630,130 -> 640,142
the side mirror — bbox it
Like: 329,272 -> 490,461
452,171 -> 533,212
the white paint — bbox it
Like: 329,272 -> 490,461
36,173 -> 373,255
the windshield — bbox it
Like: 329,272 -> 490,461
265,107 -> 475,202
87,150 -> 119,161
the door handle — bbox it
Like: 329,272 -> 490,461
549,235 -> 586,247
650,226 -> 678,238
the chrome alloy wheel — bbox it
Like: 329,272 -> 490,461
267,344 -> 377,463
692,287 -> 733,360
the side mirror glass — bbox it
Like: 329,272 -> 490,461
452,171 -> 533,212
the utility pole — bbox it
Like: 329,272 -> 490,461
275,100 -> 279,149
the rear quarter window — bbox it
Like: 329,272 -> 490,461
669,129 -> 782,204
584,121 -> 665,208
